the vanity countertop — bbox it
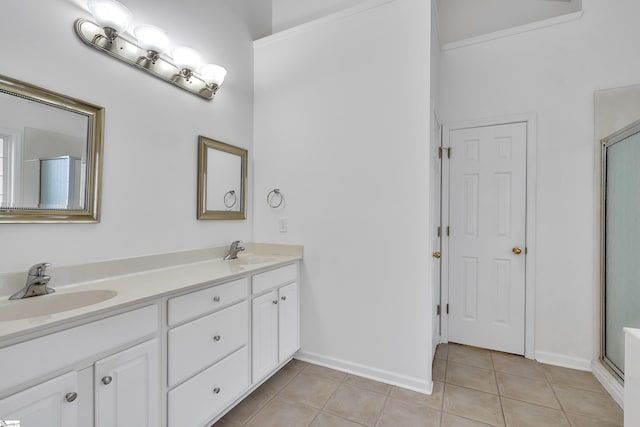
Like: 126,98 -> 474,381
0,245 -> 302,344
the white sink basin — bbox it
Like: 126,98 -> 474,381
0,289 -> 118,321
226,255 -> 278,265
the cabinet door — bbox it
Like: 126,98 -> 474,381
279,282 -> 299,362
95,339 -> 159,427
252,290 -> 279,383
0,371 -> 79,427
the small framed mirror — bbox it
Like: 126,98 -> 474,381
197,136 -> 247,220
0,74 -> 104,223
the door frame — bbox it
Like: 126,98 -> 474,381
441,113 -> 537,359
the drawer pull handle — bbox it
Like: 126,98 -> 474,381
213,296 -> 221,303
65,392 -> 78,402
281,296 -> 287,301
213,335 -> 221,342
213,387 -> 221,394
101,376 -> 113,385
272,300 -> 278,305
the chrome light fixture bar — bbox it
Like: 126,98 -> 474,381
75,0 -> 226,100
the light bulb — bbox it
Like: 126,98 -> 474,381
199,64 -> 227,86
171,47 -> 201,72
134,25 -> 169,53
87,0 -> 132,33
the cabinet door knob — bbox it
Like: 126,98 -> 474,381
213,387 -> 221,394
272,300 -> 278,305
65,392 -> 78,402
213,335 -> 221,342
213,296 -> 221,302
281,296 -> 287,301
101,376 -> 113,385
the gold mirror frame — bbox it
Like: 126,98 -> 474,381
0,75 -> 104,223
197,136 -> 247,220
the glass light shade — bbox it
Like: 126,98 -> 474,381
171,47 -> 201,71
134,25 -> 169,53
199,64 -> 227,86
87,0 -> 132,33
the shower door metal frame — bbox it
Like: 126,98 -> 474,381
600,118 -> 640,382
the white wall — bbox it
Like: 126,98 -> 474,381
430,0 -> 442,353
435,0 -> 582,44
0,0 -> 264,273
439,0 -> 640,367
254,0 -> 433,391
272,0 -> 373,32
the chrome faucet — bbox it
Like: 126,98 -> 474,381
9,262 -> 55,300
223,241 -> 245,260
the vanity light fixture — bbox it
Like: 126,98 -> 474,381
75,0 -> 227,100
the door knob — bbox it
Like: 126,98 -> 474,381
512,247 -> 522,255
65,392 -> 78,402
101,376 -> 113,385
432,252 -> 441,259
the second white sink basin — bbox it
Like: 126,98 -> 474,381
226,255 -> 278,265
0,289 -> 118,321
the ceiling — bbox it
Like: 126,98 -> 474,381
435,0 -> 582,45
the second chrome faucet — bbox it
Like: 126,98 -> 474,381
223,241 -> 245,260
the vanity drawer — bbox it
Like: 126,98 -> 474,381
168,346 -> 249,427
168,277 -> 248,326
168,301 -> 248,387
252,263 -> 297,295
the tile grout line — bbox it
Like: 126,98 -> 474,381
241,366 -> 301,426
490,351 -> 508,427
310,370 -> 349,426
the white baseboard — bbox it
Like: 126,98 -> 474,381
295,350 -> 433,395
592,361 -> 624,409
534,351 -> 592,371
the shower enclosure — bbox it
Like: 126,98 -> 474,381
601,118 -> 640,380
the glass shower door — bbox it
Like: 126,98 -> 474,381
602,119 -> 640,379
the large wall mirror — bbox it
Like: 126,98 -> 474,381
197,136 -> 247,220
0,75 -> 104,223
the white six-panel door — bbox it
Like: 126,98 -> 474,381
447,122 -> 527,355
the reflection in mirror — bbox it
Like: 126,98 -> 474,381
0,75 -> 104,222
197,136 -> 247,220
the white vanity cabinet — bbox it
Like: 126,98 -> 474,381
0,254 -> 302,427
94,339 -> 159,427
0,305 -> 159,427
251,264 -> 299,383
0,371 -> 83,427
167,277 -> 250,427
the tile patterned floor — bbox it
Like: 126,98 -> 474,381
213,343 -> 624,427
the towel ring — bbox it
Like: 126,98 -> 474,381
267,188 -> 284,208
224,190 -> 237,208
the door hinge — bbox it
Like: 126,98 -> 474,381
438,147 -> 451,159
437,226 -> 441,237
446,303 -> 449,314
437,304 -> 441,316
447,226 -> 450,236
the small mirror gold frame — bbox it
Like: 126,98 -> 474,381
197,136 -> 248,220
0,74 -> 104,223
